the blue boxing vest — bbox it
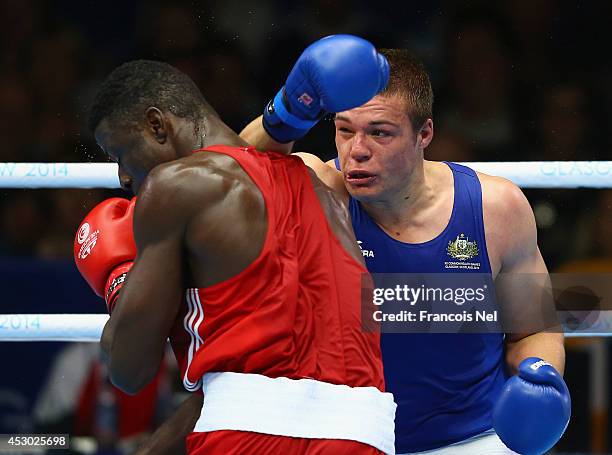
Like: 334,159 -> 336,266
341,160 -> 506,453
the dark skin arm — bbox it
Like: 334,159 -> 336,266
132,394 -> 203,455
100,163 -> 198,394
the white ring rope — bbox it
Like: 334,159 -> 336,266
0,314 -> 108,342
0,163 -> 119,188
465,161 -> 612,188
0,161 -> 611,188
0,314 -> 607,342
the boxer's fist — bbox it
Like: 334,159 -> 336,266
74,198 -> 137,313
494,357 -> 571,454
263,34 -> 389,143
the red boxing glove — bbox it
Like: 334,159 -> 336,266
74,197 -> 137,313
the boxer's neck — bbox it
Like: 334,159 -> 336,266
360,160 -> 450,238
198,115 -> 248,150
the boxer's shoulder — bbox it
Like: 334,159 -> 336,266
299,153 -> 347,199
479,173 -> 533,225
133,157 -> 240,235
479,173 -> 537,270
142,154 -> 260,206
136,155 -> 266,256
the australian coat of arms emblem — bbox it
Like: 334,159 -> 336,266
446,234 -> 479,261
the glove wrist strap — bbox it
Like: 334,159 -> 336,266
104,261 -> 133,314
262,89 -> 318,143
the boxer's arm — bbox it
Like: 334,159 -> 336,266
240,118 -> 346,195
295,152 -> 346,194
325,159 -> 338,170
489,179 -> 565,374
502,257 -> 565,376
132,393 -> 203,455
101,166 -> 194,394
485,176 -> 569,455
240,115 -> 294,155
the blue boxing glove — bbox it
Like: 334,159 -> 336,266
494,357 -> 571,455
263,34 -> 389,143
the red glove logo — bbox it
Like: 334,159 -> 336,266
76,222 -> 100,260
74,197 -> 136,301
77,222 -> 90,244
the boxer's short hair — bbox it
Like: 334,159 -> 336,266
89,60 -> 216,132
379,49 -> 433,131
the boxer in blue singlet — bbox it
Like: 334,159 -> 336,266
241,42 -> 570,455
338,158 -> 506,452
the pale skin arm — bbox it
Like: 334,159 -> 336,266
240,115 -> 294,155
240,116 -> 345,193
485,178 -> 565,375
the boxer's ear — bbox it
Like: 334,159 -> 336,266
416,118 -> 434,150
144,107 -> 167,144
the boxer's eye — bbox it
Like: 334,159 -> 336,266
371,129 -> 390,137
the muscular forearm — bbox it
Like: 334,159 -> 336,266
505,332 -> 565,375
239,115 -> 294,155
132,393 -> 203,455
100,321 -> 112,356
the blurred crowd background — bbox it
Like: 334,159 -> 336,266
0,0 -> 611,453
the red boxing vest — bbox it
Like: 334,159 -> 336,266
169,145 -> 383,392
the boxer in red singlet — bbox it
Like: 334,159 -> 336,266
75,60 -> 395,454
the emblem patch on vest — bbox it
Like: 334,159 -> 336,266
445,234 -> 481,269
446,234 -> 478,260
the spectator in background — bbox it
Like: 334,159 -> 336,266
134,3 -> 202,67
425,129 -> 476,164
27,28 -> 87,162
200,0 -> 276,64
554,189 -> 612,453
196,39 -> 262,132
0,74 -> 33,162
34,344 -> 175,455
526,82 -> 600,269
502,0 -> 557,87
0,193 -> 45,256
133,4 -> 261,132
437,7 -> 519,161
37,190 -> 108,258
0,0 -> 40,71
557,189 -> 612,272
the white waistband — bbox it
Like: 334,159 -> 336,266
193,372 -> 397,454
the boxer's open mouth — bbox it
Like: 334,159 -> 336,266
346,170 -> 377,185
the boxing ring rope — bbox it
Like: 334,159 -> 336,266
0,314 -> 109,342
0,314 -> 608,342
1,160 -> 610,342
0,161 -> 611,188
